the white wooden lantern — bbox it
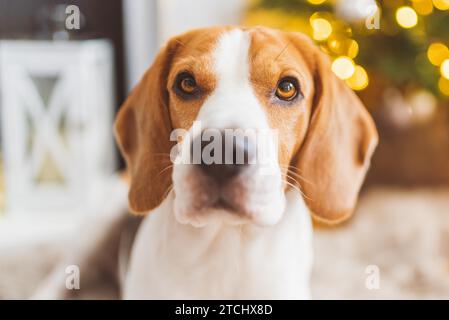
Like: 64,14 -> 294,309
0,40 -> 116,216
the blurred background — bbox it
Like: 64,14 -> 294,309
0,0 -> 448,299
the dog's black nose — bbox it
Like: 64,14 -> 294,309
192,129 -> 255,184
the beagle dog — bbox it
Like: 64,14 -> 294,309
34,26 -> 378,300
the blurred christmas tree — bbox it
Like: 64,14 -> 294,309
245,0 -> 449,107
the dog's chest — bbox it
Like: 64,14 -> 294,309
123,191 -> 313,299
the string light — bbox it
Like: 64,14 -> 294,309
311,18 -> 333,41
396,6 -> 418,28
346,65 -> 369,90
308,0 -> 326,5
427,43 -> 449,66
433,0 -> 449,10
332,56 -> 355,79
441,59 -> 449,79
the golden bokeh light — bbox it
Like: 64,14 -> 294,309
412,0 -> 434,15
311,18 -> 333,41
438,77 -> 449,95
396,6 -> 418,28
327,38 -> 340,52
440,59 -> 449,79
346,65 -> 369,90
307,0 -> 326,5
331,56 -> 355,80
347,40 -> 359,59
433,0 -> 449,10
427,43 -> 449,66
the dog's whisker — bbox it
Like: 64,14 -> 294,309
282,164 -> 311,180
283,176 -> 313,201
279,165 -> 314,186
288,171 -> 313,186
279,164 -> 305,173
145,159 -> 173,168
162,184 -> 174,200
282,167 -> 307,181
285,182 -> 310,201
285,173 -> 312,198
157,165 -> 174,177
283,179 -> 303,196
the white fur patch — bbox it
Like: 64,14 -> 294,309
124,189 -> 313,299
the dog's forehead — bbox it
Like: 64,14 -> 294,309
172,27 -> 228,62
172,27 -> 312,83
248,28 -> 292,57
178,28 -> 290,56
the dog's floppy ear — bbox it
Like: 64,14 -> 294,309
289,33 -> 378,224
114,39 -> 179,214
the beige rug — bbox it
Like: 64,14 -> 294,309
1,187 -> 449,299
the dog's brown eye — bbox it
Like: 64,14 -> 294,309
179,74 -> 197,94
276,79 -> 298,101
